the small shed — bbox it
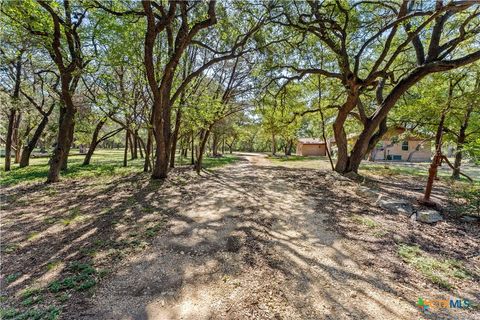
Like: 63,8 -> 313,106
296,138 -> 326,156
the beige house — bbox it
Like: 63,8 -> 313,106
296,138 -> 327,156
370,128 -> 431,162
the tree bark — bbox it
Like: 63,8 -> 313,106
132,129 -> 138,159
452,104 -> 473,179
13,111 -> 22,163
20,115 -> 50,168
191,131 -> 195,165
4,53 -> 22,171
170,109 -> 182,168
83,119 -> 106,166
212,131 -> 220,157
48,106 -> 75,182
423,110 -> 446,203
42,0 -> 85,183
4,109 -> 16,172
195,128 -> 211,173
271,133 -> 276,155
123,130 -> 129,167
60,118 -> 74,172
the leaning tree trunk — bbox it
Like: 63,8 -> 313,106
452,104 -> 473,179
20,115 -> 49,168
83,119 -> 106,166
195,128 -> 211,174
422,110 -> 446,203
333,93 -> 359,173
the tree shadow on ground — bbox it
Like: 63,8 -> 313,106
1,162 -> 478,319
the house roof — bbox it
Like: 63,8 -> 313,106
298,138 -> 326,145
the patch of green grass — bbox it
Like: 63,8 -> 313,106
0,308 -> 19,319
20,288 -> 43,306
351,215 -> 380,229
60,207 -> 83,226
144,222 -> 164,238
46,260 -> 63,271
97,269 -> 110,279
450,184 -> 480,217
4,243 -> 19,254
202,155 -> 240,169
55,293 -> 70,303
398,244 -> 472,289
27,232 -> 40,241
0,306 -> 61,320
0,149 -> 145,187
372,230 -> 389,238
48,262 -> 97,293
269,155 -> 326,162
5,273 -> 21,283
44,217 -> 58,224
21,288 -> 42,299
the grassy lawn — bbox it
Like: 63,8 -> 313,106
268,155 -> 327,162
0,149 -> 240,186
263,154 -> 479,184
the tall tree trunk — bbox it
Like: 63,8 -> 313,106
47,107 -> 75,183
423,110 -> 446,203
212,131 -> 219,157
271,133 -> 276,155
132,129 -> 138,159
452,105 -> 473,179
4,109 -> 16,172
195,128 -> 211,173
334,66 -> 439,174
144,121 -> 153,172
4,53 -> 22,171
123,130 -> 129,167
20,115 -> 49,168
128,130 -> 134,159
61,120 -> 74,171
317,75 -> 334,170
151,91 -> 172,179
83,119 -> 106,166
191,131 -> 195,165
13,111 -> 22,163
422,79 -> 456,203
138,136 -> 144,159
170,109 -> 182,168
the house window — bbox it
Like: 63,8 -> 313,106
402,140 -> 409,151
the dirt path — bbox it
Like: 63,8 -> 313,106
75,154 -> 424,320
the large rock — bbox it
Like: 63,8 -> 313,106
376,196 -> 414,215
416,209 -> 443,224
